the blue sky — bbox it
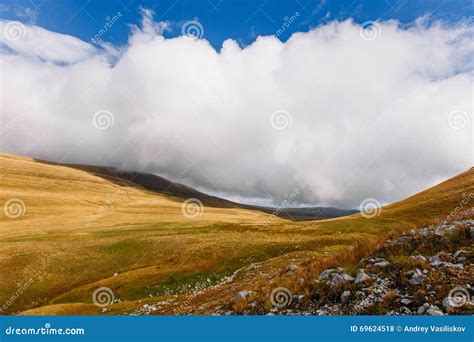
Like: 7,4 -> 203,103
0,0 -> 471,49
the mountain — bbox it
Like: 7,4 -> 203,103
39,159 -> 358,221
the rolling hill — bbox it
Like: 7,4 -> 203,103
0,153 -> 472,315
40,159 -> 358,220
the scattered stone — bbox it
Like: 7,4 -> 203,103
328,273 -> 354,287
426,305 -> 444,316
372,258 -> 386,263
417,303 -> 430,314
442,297 -> 457,310
236,290 -> 253,300
206,217 -> 473,316
419,228 -> 429,235
457,256 -> 467,263
373,261 -> 390,268
412,255 -> 426,261
354,269 -> 371,285
400,298 -> 412,305
408,269 -> 428,285
318,269 -> 336,281
287,264 -> 298,272
443,262 -> 464,269
113,273 -> 118,277
341,290 -> 351,303
453,250 -> 467,258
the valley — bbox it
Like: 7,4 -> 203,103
0,153 -> 472,315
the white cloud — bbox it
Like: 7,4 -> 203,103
0,20 -> 94,63
0,15 -> 472,208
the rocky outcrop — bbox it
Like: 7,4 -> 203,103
304,219 -> 473,316
146,218 -> 473,316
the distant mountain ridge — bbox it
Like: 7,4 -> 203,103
45,161 -> 358,221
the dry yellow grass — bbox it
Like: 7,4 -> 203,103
0,153 -> 472,315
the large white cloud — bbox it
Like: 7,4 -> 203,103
0,20 -> 95,63
0,12 -> 472,208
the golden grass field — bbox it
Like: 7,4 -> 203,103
0,153 -> 472,315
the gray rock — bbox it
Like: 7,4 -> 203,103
419,228 -> 429,235
341,290 -> 351,303
318,269 -> 336,281
413,255 -> 426,261
442,297 -> 457,310
373,261 -> 390,268
429,255 -> 440,264
453,250 -> 467,258
236,290 -> 253,300
417,303 -> 430,314
442,262 -> 464,269
457,256 -> 467,263
401,298 -> 412,305
426,305 -> 444,316
372,258 -> 386,263
287,264 -> 298,272
328,273 -> 354,287
409,269 -> 428,285
355,269 -> 371,285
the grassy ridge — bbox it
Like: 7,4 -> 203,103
0,153 -> 472,315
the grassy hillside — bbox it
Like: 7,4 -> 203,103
44,160 -> 358,220
379,167 -> 474,226
0,153 -> 471,315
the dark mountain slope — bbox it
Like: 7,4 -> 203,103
37,159 -> 357,221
